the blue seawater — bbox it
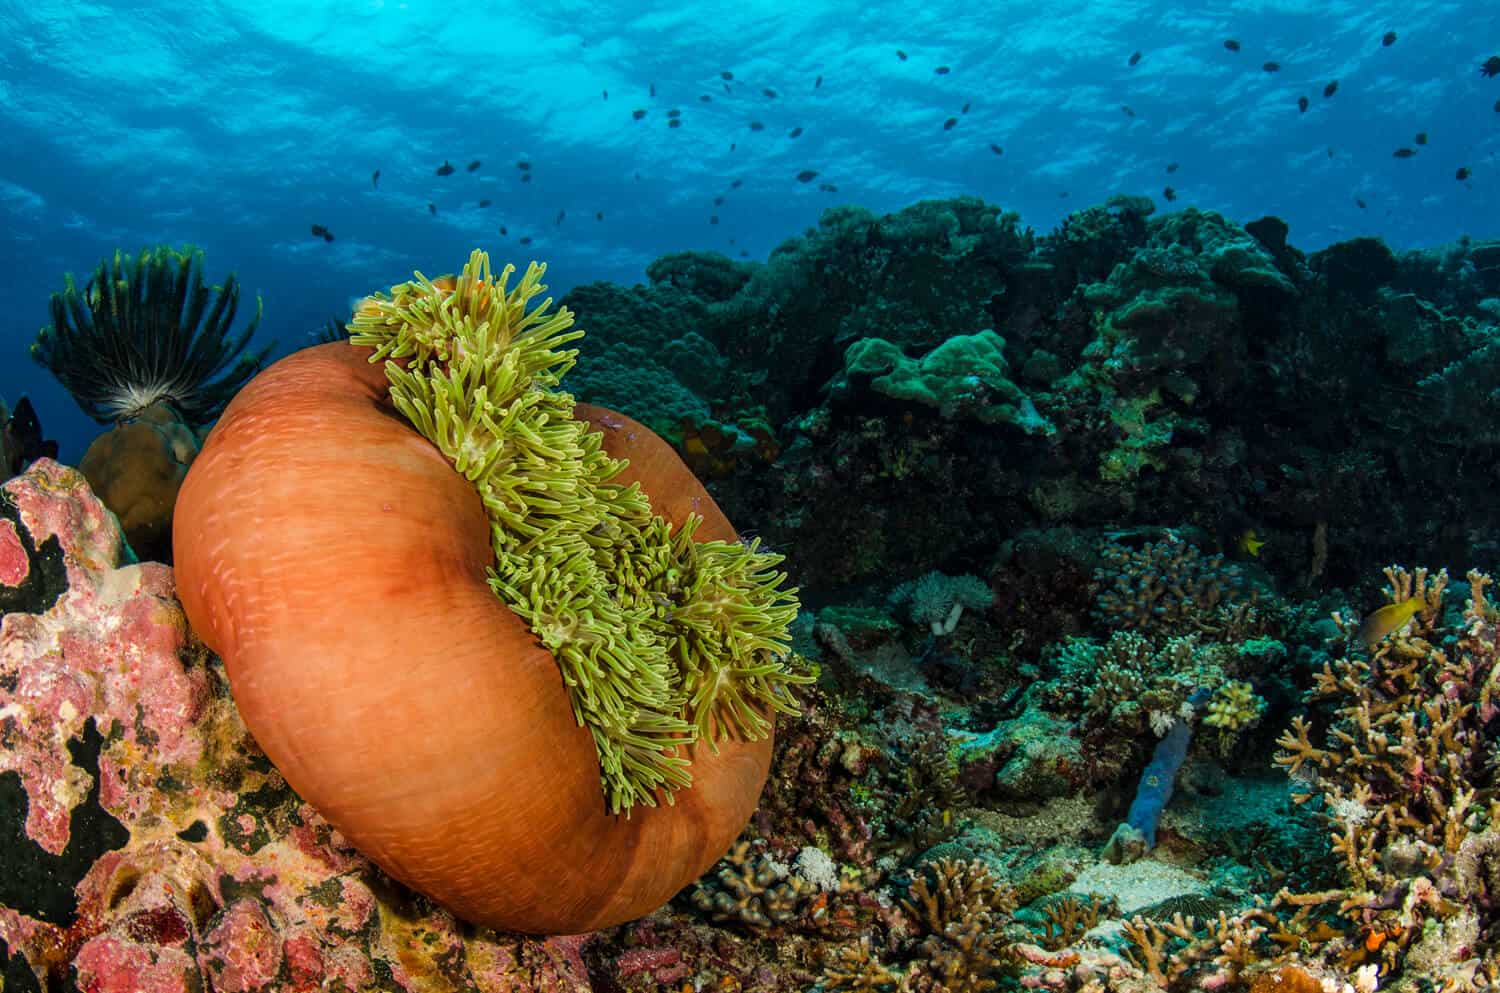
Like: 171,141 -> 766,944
0,0 -> 1496,455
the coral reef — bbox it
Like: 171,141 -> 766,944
10,191 -> 1500,987
560,196 -> 1500,591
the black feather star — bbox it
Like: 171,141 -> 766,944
31,245 -> 274,427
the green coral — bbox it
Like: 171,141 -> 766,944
348,250 -> 808,814
843,330 -> 1054,433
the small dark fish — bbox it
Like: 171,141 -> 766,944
796,169 -> 819,183
1495,99 -> 1500,112
961,102 -> 971,114
1121,105 -> 1136,117
818,182 -> 838,192
310,223 -> 333,241
1166,162 -> 1179,173
1262,61 -> 1280,72
436,160 -> 455,176
989,143 -> 1004,155
943,116 -> 958,130
1162,186 -> 1176,202
1393,147 -> 1417,158
667,108 -> 681,118
1456,167 -> 1471,181
1129,51 -> 1142,66
1324,80 -> 1338,97
723,83 -> 731,94
427,202 -> 436,215
730,142 -> 737,151
519,236 -> 533,246
500,225 -> 508,235
1224,39 -> 1241,52
668,118 -> 682,128
721,70 -> 734,80
713,196 -> 725,205
1059,191 -> 1070,198
371,169 -> 380,188
731,179 -> 743,188
815,75 -> 823,88
633,108 -> 647,120
700,94 -> 712,102
1414,132 -> 1428,145
788,126 -> 803,138
603,89 -> 608,100
521,173 -> 532,183
1382,31 -> 1397,47
763,87 -> 778,98
896,49 -> 907,61
467,160 -> 481,172
749,121 -> 765,131
709,215 -> 719,225
740,250 -> 748,258
1327,147 -> 1336,157
1356,198 -> 1366,209
478,199 -> 492,208
935,65 -> 950,75
555,210 -> 566,226
1481,56 -> 1500,78
650,82 -> 656,97
596,211 -> 604,220
1298,95 -> 1309,112
517,160 -> 531,171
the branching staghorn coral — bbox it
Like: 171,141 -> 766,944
33,245 -> 272,426
1119,910 -> 1270,989
900,858 -> 1018,993
347,251 -> 809,813
1035,893 -> 1114,949
1271,566 -> 1500,983
817,858 -> 1021,993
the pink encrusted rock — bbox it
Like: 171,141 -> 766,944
0,460 -> 599,993
0,517 -> 26,587
201,899 -> 283,992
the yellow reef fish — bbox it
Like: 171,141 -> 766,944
1237,529 -> 1266,557
1358,596 -> 1425,647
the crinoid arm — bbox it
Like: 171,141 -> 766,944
32,245 -> 274,426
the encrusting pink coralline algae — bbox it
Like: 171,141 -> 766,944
0,460 -> 594,992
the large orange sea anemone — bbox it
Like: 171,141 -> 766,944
172,255 -> 803,934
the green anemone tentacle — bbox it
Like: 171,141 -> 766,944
347,250 -> 808,814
